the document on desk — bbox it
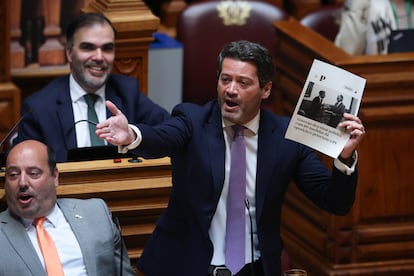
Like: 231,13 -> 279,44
285,59 -> 366,158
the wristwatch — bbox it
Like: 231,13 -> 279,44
338,151 -> 356,167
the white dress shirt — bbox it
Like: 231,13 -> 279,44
70,75 -> 107,147
209,112 -> 261,265
24,204 -> 88,275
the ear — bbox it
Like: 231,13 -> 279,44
261,81 -> 272,100
53,168 -> 59,188
65,48 -> 72,63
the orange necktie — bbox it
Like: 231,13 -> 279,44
35,217 -> 65,276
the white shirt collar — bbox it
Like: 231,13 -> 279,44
23,203 -> 60,230
69,74 -> 106,103
222,110 -> 260,135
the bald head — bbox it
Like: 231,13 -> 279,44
8,140 -> 56,174
5,140 -> 58,219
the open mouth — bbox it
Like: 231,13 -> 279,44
226,99 -> 238,107
18,193 -> 33,204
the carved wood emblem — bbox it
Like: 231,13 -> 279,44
216,0 -> 252,26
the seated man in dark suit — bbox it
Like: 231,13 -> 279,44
0,140 -> 135,275
13,12 -> 169,162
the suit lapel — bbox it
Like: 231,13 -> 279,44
0,211 -> 45,275
57,199 -> 97,276
204,106 -> 284,224
255,111 -> 284,223
206,104 -> 226,197
105,79 -> 126,118
56,76 -> 77,150
190,103 -> 226,238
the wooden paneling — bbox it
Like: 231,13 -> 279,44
1,0 -> 157,146
0,0 -> 21,145
274,19 -> 414,275
1,0 -> 10,82
0,84 -> 21,143
0,157 -> 172,264
83,0 -> 160,95
10,0 -> 158,101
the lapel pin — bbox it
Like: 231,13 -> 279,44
75,214 -> 83,219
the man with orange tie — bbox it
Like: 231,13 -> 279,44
0,140 -> 135,275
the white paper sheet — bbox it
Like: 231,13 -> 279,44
285,59 -> 366,158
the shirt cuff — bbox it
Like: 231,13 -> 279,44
118,124 -> 142,154
334,151 -> 358,175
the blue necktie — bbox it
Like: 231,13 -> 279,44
84,94 -> 105,146
225,125 -> 246,274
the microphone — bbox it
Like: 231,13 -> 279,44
0,109 -> 33,150
112,214 -> 123,276
66,119 -> 98,137
65,119 -> 109,162
245,199 -> 256,276
65,119 -> 137,163
128,153 -> 142,164
0,109 -> 33,170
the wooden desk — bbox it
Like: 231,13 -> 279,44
274,19 -> 414,276
0,157 -> 172,263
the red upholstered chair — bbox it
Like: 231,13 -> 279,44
300,4 -> 342,41
176,0 -> 289,106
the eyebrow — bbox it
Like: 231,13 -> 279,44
5,165 -> 42,171
79,42 -> 115,48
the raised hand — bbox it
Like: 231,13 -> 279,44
96,100 -> 136,146
338,113 -> 366,159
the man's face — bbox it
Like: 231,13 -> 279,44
66,22 -> 115,93
217,58 -> 271,125
5,141 -> 58,219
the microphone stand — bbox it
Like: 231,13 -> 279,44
70,119 -> 142,163
112,215 -> 123,276
128,153 -> 142,163
245,199 -> 256,276
0,109 -> 33,171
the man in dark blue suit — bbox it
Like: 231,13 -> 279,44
14,13 -> 169,162
97,40 -> 366,275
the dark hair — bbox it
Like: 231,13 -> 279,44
46,144 -> 57,176
216,40 -> 275,88
65,12 -> 117,48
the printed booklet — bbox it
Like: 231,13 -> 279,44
285,59 -> 366,158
